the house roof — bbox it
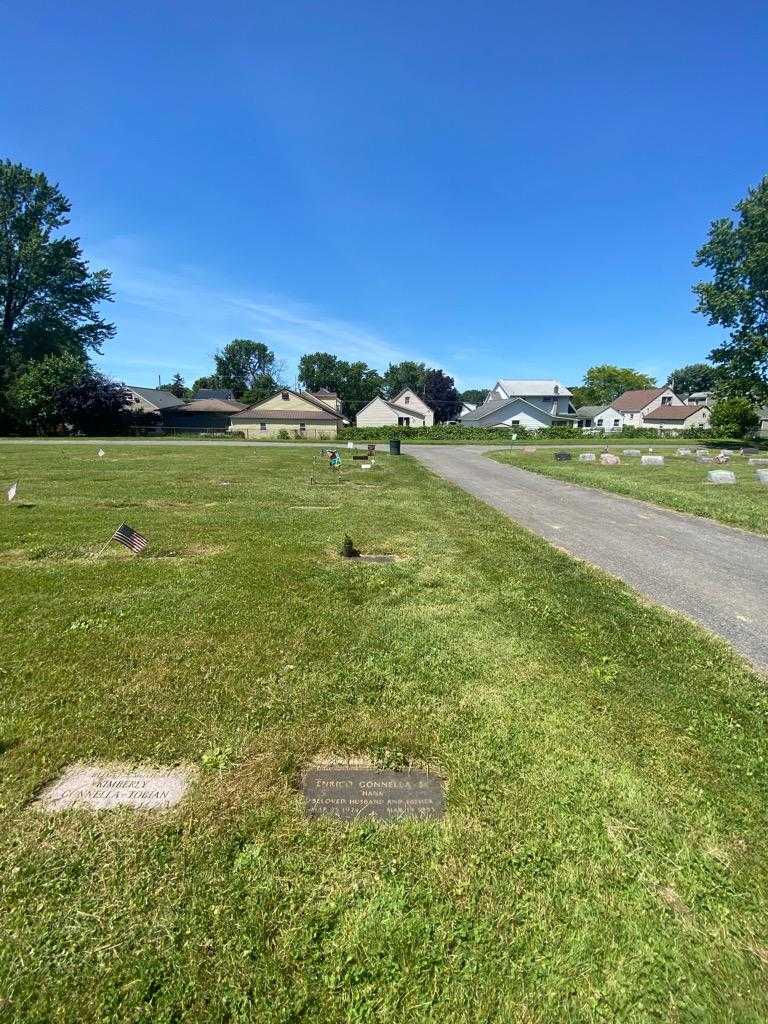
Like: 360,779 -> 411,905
391,388 -> 433,410
127,387 -> 185,410
574,405 -> 610,419
233,389 -> 344,420
644,404 -> 709,422
497,379 -> 572,397
612,388 -> 669,412
310,388 -> 338,398
193,388 -> 236,401
462,395 -> 577,425
355,394 -> 428,420
173,398 -> 246,413
233,408 -> 339,422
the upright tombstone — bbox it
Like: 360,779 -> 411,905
697,455 -> 714,463
741,447 -> 761,456
708,470 -> 736,485
301,760 -> 444,821
748,457 -> 768,465
757,469 -> 768,486
695,449 -> 709,456
641,455 -> 664,466
622,449 -> 642,457
554,451 -> 572,462
579,453 -> 596,462
677,448 -> 693,455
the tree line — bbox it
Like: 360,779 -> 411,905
2,157 -> 767,435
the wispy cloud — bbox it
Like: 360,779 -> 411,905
92,236 -> 417,383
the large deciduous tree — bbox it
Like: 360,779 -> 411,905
460,388 -> 488,406
0,160 -> 114,379
693,176 -> 768,403
382,360 -> 427,399
423,368 -> 460,422
211,339 -> 284,402
298,351 -> 383,417
666,363 -> 718,396
574,365 -> 657,407
709,397 -> 760,438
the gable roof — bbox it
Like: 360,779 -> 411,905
644,403 -> 709,422
355,394 -> 428,420
496,379 -> 572,398
574,405 -> 610,419
173,398 -> 246,413
232,389 -> 344,420
391,388 -> 434,411
461,395 -> 577,425
127,387 -> 185,410
612,388 -> 669,412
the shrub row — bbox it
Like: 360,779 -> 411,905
338,424 -> 741,443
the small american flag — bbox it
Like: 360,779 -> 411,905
6,482 -> 17,502
112,522 -> 148,555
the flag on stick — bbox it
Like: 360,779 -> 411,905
112,522 -> 148,555
6,482 -> 17,502
97,449 -> 105,458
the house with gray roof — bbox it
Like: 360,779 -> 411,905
124,387 -> 186,432
575,404 -> 625,432
461,379 -> 577,430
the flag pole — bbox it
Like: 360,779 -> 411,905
93,523 -> 123,560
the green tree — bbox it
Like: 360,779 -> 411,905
710,397 -> 760,438
460,388 -> 488,406
382,360 -> 427,399
191,374 -> 217,394
56,372 -> 129,434
423,368 -> 460,422
666,363 -> 718,396
693,176 -> 768,403
576,365 -> 657,406
0,160 -> 114,380
7,352 -> 88,433
210,339 -> 284,402
160,373 -> 189,399
297,352 -> 383,417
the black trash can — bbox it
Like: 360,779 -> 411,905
389,437 -> 401,456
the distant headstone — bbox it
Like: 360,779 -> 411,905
579,453 -> 596,462
361,463 -> 372,470
697,455 -> 714,463
301,763 -> 444,821
748,457 -> 768,465
622,449 -> 642,457
757,469 -> 768,486
741,447 -> 761,456
695,449 -> 709,456
522,446 -> 537,453
347,442 -> 354,449
641,455 -> 664,466
600,454 -> 620,465
554,451 -> 572,461
708,470 -> 736,485
32,764 -> 193,812
677,448 -> 692,455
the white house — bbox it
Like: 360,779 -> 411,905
461,379 -> 577,431
575,404 -> 624,432
356,388 -> 435,428
612,387 -> 685,426
643,403 -> 711,432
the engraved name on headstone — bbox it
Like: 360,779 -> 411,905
301,764 -> 444,821
32,764 -> 193,812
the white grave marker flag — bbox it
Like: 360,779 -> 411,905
98,448 -> 105,458
6,482 -> 17,502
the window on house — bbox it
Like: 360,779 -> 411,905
596,418 -> 603,425
403,396 -> 409,404
661,396 -> 672,406
613,419 -> 620,426
259,422 -> 266,432
398,416 -> 410,426
299,422 -> 306,432
281,391 -> 289,400
510,419 -> 520,426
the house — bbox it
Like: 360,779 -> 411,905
162,396 -> 246,432
575,405 -> 624,432
355,388 -> 435,428
686,391 -> 714,405
643,403 -> 711,431
461,379 -> 577,431
230,388 -> 344,438
125,387 -> 185,431
459,401 -> 477,418
612,386 -> 686,427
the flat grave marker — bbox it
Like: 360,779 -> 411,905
708,470 -> 736,485
578,453 -> 596,462
748,458 -> 768,465
32,764 -> 194,812
301,761 -> 444,821
641,455 -> 664,466
622,449 -> 641,457
554,451 -> 572,461
757,469 -> 768,486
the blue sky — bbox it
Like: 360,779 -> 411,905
3,1 -> 766,391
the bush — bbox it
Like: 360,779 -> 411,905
710,398 -> 760,438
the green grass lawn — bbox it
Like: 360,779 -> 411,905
490,446 -> 768,535
2,444 -> 768,1023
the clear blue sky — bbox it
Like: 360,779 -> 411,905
3,1 -> 766,391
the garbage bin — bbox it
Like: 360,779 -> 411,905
389,437 -> 401,456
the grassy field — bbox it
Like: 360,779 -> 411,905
1,444 -> 768,1023
490,447 -> 768,535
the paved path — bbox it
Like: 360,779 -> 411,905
409,445 -> 768,672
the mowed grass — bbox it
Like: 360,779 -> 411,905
491,447 -> 768,535
1,444 -> 768,1024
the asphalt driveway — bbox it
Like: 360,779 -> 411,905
409,445 -> 768,673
